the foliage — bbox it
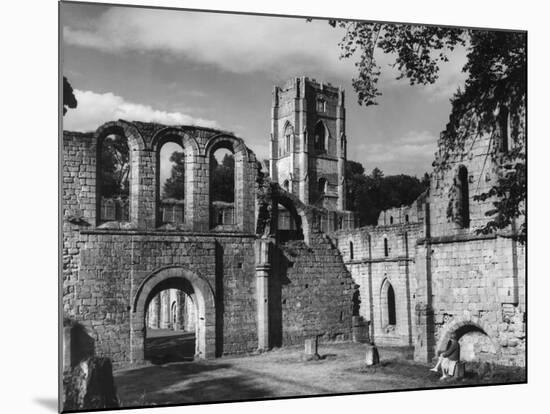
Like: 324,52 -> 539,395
100,135 -> 129,199
211,153 -> 235,202
63,76 -> 77,115
162,151 -> 185,200
330,21 -> 526,242
346,162 -> 428,225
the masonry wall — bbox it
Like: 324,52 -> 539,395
64,120 -> 357,369
413,115 -> 526,366
331,221 -> 423,348
271,232 -> 354,347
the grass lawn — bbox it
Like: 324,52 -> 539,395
114,342 -> 525,409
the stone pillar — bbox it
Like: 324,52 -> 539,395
255,238 -> 272,351
336,87 -> 346,211
149,294 -> 160,329
160,290 -> 170,329
175,290 -> 184,331
414,202 -> 435,362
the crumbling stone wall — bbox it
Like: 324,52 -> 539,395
271,232 -> 354,346
63,119 -> 355,368
413,121 -> 526,366
331,220 -> 423,347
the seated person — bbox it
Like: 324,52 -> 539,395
430,332 -> 460,380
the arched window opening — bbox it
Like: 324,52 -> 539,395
316,98 -> 326,113
276,201 -> 304,243
318,177 -> 327,194
99,132 -> 130,223
145,287 -> 197,363
387,284 -> 396,325
390,216 -> 394,225
159,141 -> 185,227
210,147 -> 235,227
349,241 -> 354,260
405,214 -> 409,223
313,121 -> 326,153
384,238 -> 389,257
457,165 -> 470,228
282,123 -> 293,157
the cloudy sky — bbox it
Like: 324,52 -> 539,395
61,2 -> 468,177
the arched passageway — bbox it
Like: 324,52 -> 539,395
436,319 -> 499,363
144,287 -> 197,363
131,267 -> 216,364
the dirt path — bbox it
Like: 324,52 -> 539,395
114,342 -> 525,409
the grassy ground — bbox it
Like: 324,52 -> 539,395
114,342 -> 525,409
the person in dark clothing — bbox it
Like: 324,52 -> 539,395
430,332 -> 460,379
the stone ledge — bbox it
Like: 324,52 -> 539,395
80,229 -> 257,238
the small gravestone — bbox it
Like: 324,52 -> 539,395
304,337 -> 320,361
454,361 -> 466,379
365,343 -> 380,366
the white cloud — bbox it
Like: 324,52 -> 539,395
354,130 -> 438,175
63,8 -> 354,79
63,89 -> 219,132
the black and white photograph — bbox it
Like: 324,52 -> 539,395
58,0 -> 528,411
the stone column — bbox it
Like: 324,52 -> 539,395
160,290 -> 170,329
175,290 -> 184,331
414,202 -> 436,362
336,87 -> 346,211
255,238 -> 272,351
149,294 -> 160,329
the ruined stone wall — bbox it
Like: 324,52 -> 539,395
66,231 -> 258,367
271,232 -> 354,347
63,122 -> 260,368
413,114 -> 526,366
330,221 -> 424,348
415,232 -> 525,366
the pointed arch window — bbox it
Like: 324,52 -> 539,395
457,165 -> 470,228
381,279 -> 397,328
314,121 -> 327,153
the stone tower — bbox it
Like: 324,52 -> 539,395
270,77 -> 346,211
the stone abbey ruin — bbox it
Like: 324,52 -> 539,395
62,76 -> 525,371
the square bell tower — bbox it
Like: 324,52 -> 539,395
270,76 -> 346,211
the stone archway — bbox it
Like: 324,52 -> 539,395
436,315 -> 499,362
130,266 -> 216,364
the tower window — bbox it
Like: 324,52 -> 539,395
318,177 -> 327,194
384,238 -> 389,257
285,134 -> 291,154
316,98 -> 326,113
314,121 -> 327,153
349,241 -> 354,260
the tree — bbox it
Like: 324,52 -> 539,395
162,151 -> 185,199
330,22 -> 526,242
345,161 -> 428,226
100,135 -> 129,199
211,153 -> 235,202
63,76 -> 77,115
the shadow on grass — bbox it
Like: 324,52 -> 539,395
348,358 -> 526,387
115,361 -> 276,408
144,332 -> 195,365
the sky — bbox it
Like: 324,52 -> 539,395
61,2 -> 469,178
